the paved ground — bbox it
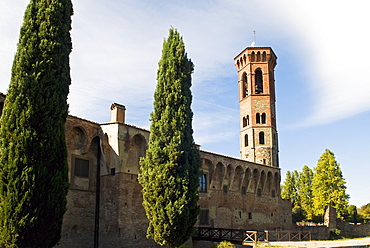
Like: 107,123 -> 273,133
265,237 -> 370,247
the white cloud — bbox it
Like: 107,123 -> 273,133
275,0 -> 370,127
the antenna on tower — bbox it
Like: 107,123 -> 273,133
251,30 -> 256,47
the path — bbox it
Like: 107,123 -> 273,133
267,237 -> 370,247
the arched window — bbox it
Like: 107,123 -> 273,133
246,115 -> 249,125
199,174 -> 207,193
259,132 -> 265,144
243,117 -> 247,127
242,72 -> 248,97
261,113 -> 266,124
256,113 -> 261,124
255,69 -> 263,94
244,134 -> 248,147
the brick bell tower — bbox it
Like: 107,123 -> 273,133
234,47 -> 279,167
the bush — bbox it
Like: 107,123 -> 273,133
208,241 -> 236,248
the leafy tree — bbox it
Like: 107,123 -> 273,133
345,205 -> 358,224
138,28 -> 201,248
281,170 -> 299,203
298,165 -> 314,219
0,0 -> 72,247
358,203 -> 370,222
312,149 -> 349,217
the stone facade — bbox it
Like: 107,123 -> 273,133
54,111 -> 292,248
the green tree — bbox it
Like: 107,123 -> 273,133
298,165 -> 314,219
138,28 -> 201,248
312,149 -> 349,217
281,170 -> 299,203
0,0 -> 72,247
358,203 -> 370,222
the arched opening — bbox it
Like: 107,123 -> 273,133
243,117 -> 247,127
255,69 -> 263,94
127,134 -> 147,174
242,168 -> 252,195
212,162 -> 225,189
256,51 -> 261,62
251,52 -> 255,62
258,170 -> 266,197
69,126 -> 87,152
244,134 -> 248,147
262,51 -> 267,61
251,169 -> 260,193
231,166 -> 243,191
259,132 -> 265,144
261,113 -> 266,124
242,72 -> 248,97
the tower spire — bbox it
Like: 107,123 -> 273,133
251,30 -> 256,47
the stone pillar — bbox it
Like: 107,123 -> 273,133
324,206 -> 337,231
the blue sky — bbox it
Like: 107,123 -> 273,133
1,0 -> 370,208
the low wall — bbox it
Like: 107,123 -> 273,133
294,226 -> 330,240
337,219 -> 370,238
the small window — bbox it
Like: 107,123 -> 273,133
261,113 -> 266,124
241,186 -> 247,196
223,185 -> 228,194
244,134 -> 248,147
259,132 -> 265,144
257,188 -> 262,197
111,168 -> 116,176
199,209 -> 209,225
256,113 -> 260,124
74,158 -> 89,178
199,174 -> 207,193
248,212 -> 253,219
243,117 -> 247,127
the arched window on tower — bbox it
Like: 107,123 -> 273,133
255,69 -> 263,94
251,52 -> 255,62
256,113 -> 261,124
242,72 -> 248,97
243,117 -> 247,127
259,132 -> 265,144
262,51 -> 267,61
244,134 -> 248,147
246,115 -> 249,125
261,113 -> 266,124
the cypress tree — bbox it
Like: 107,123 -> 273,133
138,28 -> 201,248
0,0 -> 73,247
298,165 -> 314,220
312,149 -> 349,217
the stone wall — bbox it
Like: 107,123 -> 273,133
336,219 -> 370,238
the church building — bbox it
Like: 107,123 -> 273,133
0,46 -> 292,248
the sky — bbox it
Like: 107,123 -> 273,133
1,0 -> 370,208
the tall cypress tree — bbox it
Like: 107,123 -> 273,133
312,149 -> 349,217
139,28 -> 201,248
0,0 -> 73,247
